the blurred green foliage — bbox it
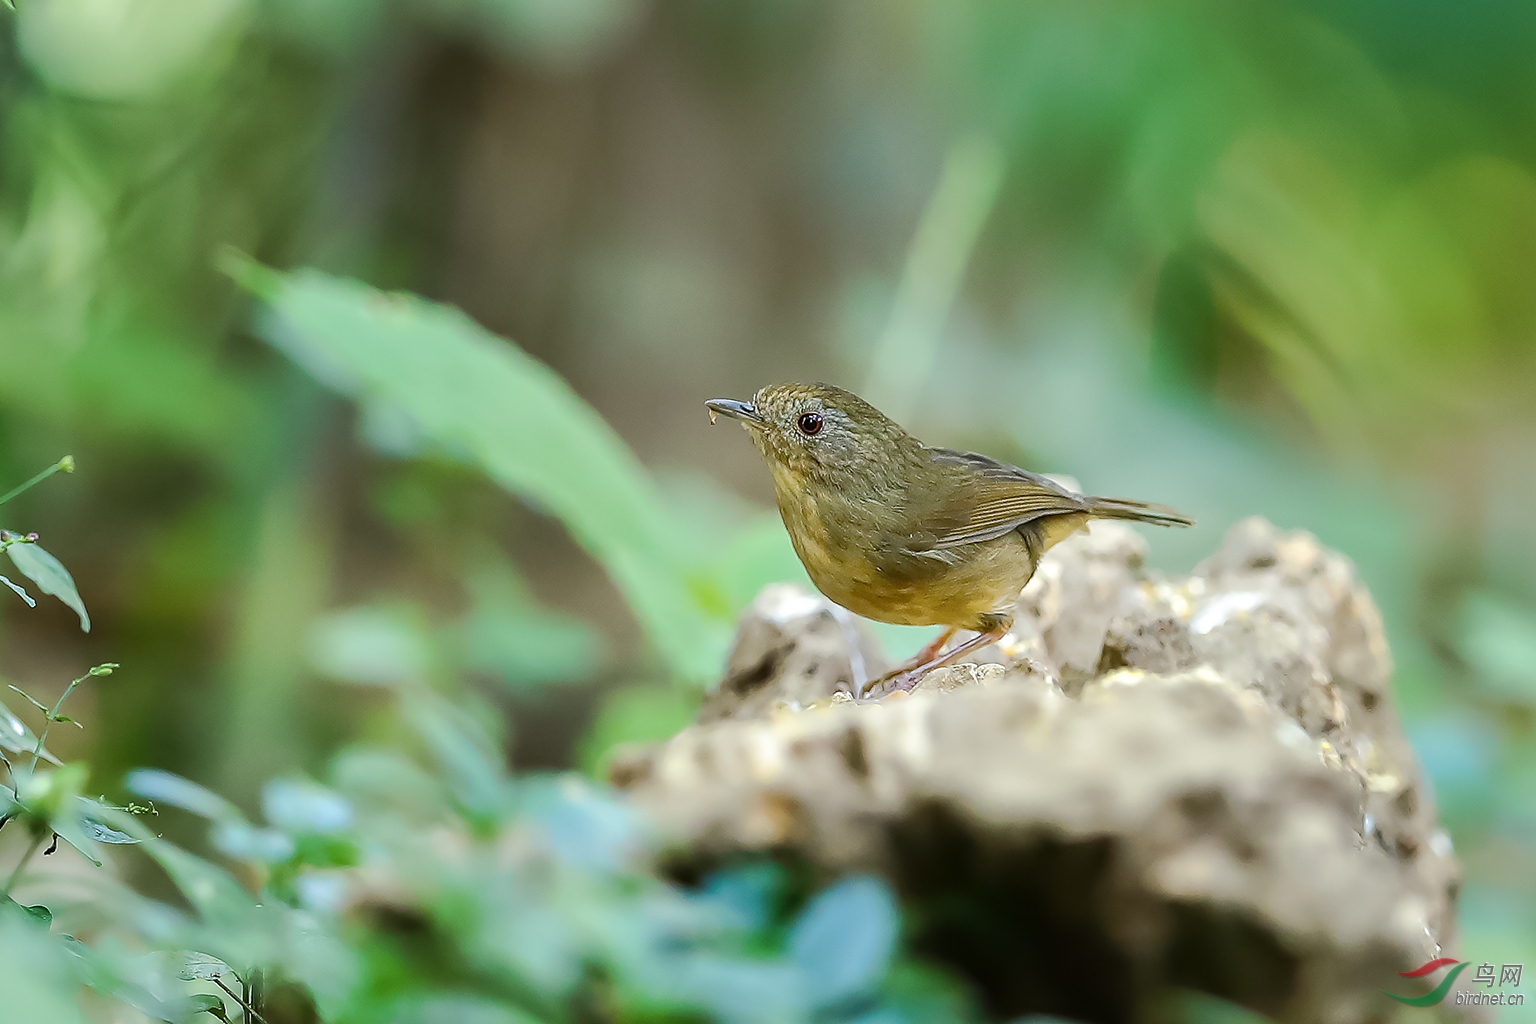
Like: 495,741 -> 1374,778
1,0 -> 1535,1019
6,650 -> 972,1022
0,449 -> 967,1022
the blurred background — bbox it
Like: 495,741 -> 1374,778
0,0 -> 1534,998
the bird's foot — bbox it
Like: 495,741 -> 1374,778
857,666 -> 925,699
856,623 -> 1011,699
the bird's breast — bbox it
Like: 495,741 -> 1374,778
771,473 -> 1034,629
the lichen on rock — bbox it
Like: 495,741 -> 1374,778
610,517 -> 1460,1024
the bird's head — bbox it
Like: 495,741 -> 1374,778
705,382 -> 916,490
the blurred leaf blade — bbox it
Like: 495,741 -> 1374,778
5,540 -> 89,631
788,874 -> 900,1009
175,951 -> 231,982
77,798 -> 142,845
1457,590 -> 1536,700
458,553 -> 605,689
0,698 -> 60,765
307,605 -> 432,688
126,769 -> 245,824
237,264 -> 725,683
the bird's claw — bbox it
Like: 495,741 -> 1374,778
857,668 -> 924,700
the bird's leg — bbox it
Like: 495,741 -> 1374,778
860,621 -> 1008,697
912,626 -> 959,667
857,627 -> 955,698
887,625 -> 1008,694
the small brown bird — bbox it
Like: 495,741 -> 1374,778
706,382 -> 1193,696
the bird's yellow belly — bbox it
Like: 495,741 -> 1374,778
788,513 -> 1035,630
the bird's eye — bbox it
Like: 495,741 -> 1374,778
796,412 -> 823,436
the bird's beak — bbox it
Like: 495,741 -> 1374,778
705,398 -> 763,425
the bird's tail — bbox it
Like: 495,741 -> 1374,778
1085,496 -> 1195,529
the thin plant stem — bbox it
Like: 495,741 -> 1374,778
0,457 -> 74,510
30,672 -> 88,772
2,747 -> 21,833
3,831 -> 44,897
215,977 -> 271,1024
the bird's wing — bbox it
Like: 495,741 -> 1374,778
917,448 -> 1090,550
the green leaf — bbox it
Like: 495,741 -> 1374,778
577,683 -> 698,777
124,769 -> 243,823
236,263 -> 726,682
48,803 -> 103,868
5,541 -> 89,632
458,554 -> 604,689
208,821 -> 295,864
76,820 -> 136,844
0,699 -> 60,765
1,896 -> 53,928
78,803 -> 256,920
403,690 -> 508,817
20,768 -> 104,866
382,995 -> 541,1024
705,512 -> 810,614
0,911 -> 91,1024
1457,590 -> 1536,701
788,875 -> 899,1009
76,799 -> 141,844
62,935 -> 181,1023
307,605 -> 430,687
0,574 -> 35,607
181,993 -> 229,1022
7,685 -> 49,714
261,778 -> 352,835
137,837 -> 255,921
175,951 -> 231,982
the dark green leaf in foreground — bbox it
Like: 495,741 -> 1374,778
788,875 -> 899,1009
231,261 -> 725,682
1,896 -> 53,928
5,540 -> 89,631
0,912 -> 90,1024
182,992 -> 229,1021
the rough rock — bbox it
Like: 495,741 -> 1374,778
696,582 -> 888,722
611,518 -> 1460,1024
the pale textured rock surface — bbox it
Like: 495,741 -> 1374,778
696,582 -> 888,722
611,518 -> 1460,1024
